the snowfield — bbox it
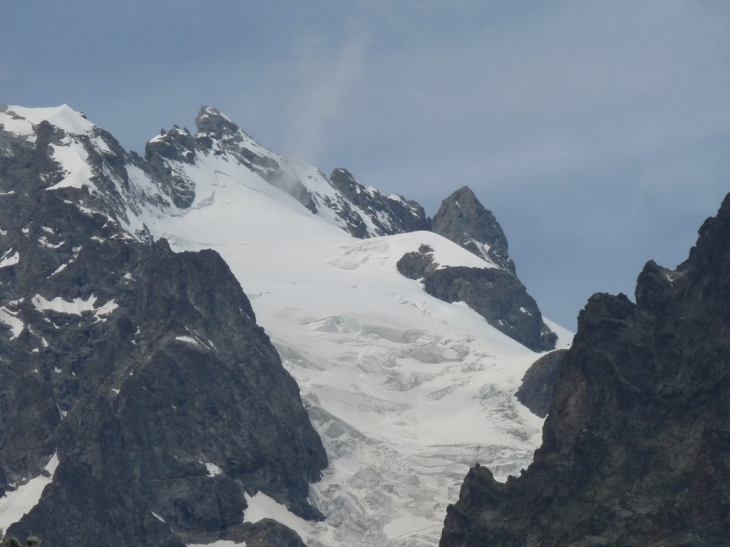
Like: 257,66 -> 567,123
143,150 -> 571,546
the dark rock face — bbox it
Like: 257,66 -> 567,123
144,126 -> 197,208
396,243 -> 556,352
396,244 -> 436,280
0,119 -> 326,546
423,266 -> 557,352
329,168 -> 430,237
432,186 -> 515,274
515,349 -> 568,418
419,186 -> 557,351
439,192 -> 730,547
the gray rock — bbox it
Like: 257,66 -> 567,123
423,266 -> 557,352
0,120 -> 326,547
431,186 -> 515,274
329,168 -> 430,237
396,245 -> 436,280
407,186 -> 558,352
439,191 -> 730,546
515,349 -> 568,418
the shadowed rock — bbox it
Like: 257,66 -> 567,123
439,191 -> 730,547
516,349 -> 568,418
0,120 -> 326,547
432,186 -> 515,274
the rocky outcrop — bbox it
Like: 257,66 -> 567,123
329,168 -> 430,237
515,349 -> 568,418
439,192 -> 730,546
397,245 -> 557,352
0,118 -> 326,546
403,186 -> 558,352
396,245 -> 437,280
424,266 -> 556,352
146,107 -> 431,237
432,186 -> 515,274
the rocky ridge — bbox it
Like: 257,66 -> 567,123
515,349 -> 568,418
439,191 -> 730,546
145,106 -> 430,240
396,188 -> 557,352
0,108 -> 325,546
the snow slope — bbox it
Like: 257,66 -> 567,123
0,454 -> 58,533
142,147 -> 571,546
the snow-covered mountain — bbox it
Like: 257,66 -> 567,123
0,104 -> 570,547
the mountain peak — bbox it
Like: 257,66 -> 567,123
194,105 -> 245,140
432,186 -> 515,274
1,104 -> 95,139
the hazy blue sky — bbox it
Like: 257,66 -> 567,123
3,0 -> 730,328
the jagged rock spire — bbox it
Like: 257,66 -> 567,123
432,186 -> 515,274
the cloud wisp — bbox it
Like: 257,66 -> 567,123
281,30 -> 372,165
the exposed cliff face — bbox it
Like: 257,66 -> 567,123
397,236 -> 556,352
0,114 -> 324,547
432,186 -> 515,274
439,192 -> 730,546
515,349 -> 568,418
423,267 -> 556,352
328,168 -> 430,237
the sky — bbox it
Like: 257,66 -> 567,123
2,0 -> 730,329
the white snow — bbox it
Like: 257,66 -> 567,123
243,492 -> 316,542
94,299 -> 119,318
188,541 -> 246,547
31,294 -> 118,321
204,462 -> 222,477
4,105 -> 95,136
32,294 -> 98,315
47,138 -> 96,192
0,453 -> 59,532
151,511 -> 166,523
39,236 -> 64,249
0,250 -> 19,269
175,335 -> 201,347
0,307 -> 25,340
50,263 -> 67,276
